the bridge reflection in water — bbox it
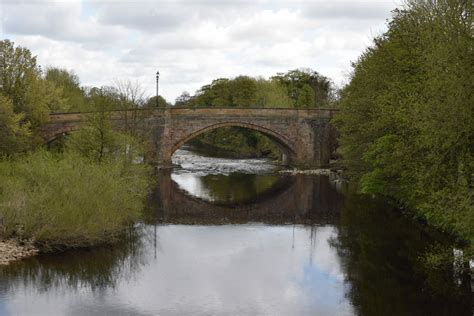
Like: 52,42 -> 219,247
146,171 -> 344,225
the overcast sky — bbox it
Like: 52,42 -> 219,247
1,0 -> 399,102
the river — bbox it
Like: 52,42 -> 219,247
0,149 -> 471,315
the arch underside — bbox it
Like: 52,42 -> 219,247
170,122 -> 296,160
44,127 -> 78,144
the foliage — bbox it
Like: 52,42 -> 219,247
145,95 -> 170,107
0,151 -> 149,250
336,0 -> 473,254
254,79 -> 293,108
189,126 -> 280,159
0,41 -> 151,252
65,112 -> 141,164
45,67 -> 86,112
0,40 -> 63,128
178,71 -> 333,109
272,68 -> 334,107
296,84 -> 316,108
0,39 -> 40,109
0,40 -> 64,150
0,94 -> 31,155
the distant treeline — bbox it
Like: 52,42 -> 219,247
174,69 -> 336,109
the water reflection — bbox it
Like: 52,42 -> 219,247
0,224 -> 355,315
0,153 -> 471,315
171,173 -> 280,204
333,194 -> 472,316
0,228 -> 146,292
146,170 -> 343,225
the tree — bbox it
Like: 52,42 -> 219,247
336,0 -> 473,255
145,95 -> 170,108
45,67 -> 86,112
112,80 -> 147,139
296,84 -> 315,108
0,40 -> 39,109
272,68 -> 333,107
0,94 -> 31,155
255,79 -> 293,108
66,89 -> 140,163
114,79 -> 145,110
230,76 -> 257,107
0,40 -> 63,147
175,91 -> 191,107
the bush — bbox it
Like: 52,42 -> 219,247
0,151 -> 149,250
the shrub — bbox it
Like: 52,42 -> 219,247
0,150 -> 149,250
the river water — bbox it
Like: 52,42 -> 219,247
0,149 -> 471,315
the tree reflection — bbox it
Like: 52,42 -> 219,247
198,173 -> 279,204
145,171 -> 344,225
0,226 -> 148,293
332,193 -> 472,316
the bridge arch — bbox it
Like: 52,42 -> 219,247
42,108 -> 338,168
168,121 -> 296,165
44,126 -> 79,144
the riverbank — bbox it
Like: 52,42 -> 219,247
0,239 -> 38,265
0,152 -> 150,265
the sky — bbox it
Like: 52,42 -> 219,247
0,0 -> 399,103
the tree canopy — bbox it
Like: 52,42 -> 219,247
336,0 -> 473,253
175,69 -> 334,108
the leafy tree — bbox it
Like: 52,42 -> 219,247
0,40 -> 63,147
0,94 -> 31,155
145,95 -> 170,107
336,0 -> 473,255
206,79 -> 232,107
66,88 -> 141,163
254,79 -> 293,108
255,79 -> 293,108
229,76 -> 257,107
272,68 -> 333,107
45,67 -> 86,112
296,84 -> 315,108
0,40 -> 39,108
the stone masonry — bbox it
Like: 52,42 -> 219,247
41,107 -> 338,168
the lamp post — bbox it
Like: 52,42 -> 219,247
155,71 -> 160,107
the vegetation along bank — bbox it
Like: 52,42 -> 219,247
335,0 -> 473,259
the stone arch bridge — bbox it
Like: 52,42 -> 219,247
41,107 -> 338,168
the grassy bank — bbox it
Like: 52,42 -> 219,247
0,151 -> 149,251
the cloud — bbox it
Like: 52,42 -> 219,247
300,0 -> 396,19
1,0 -> 126,45
1,0 -> 395,102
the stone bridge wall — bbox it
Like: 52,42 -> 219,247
41,107 -> 338,168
